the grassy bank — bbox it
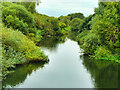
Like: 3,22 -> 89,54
1,25 -> 48,79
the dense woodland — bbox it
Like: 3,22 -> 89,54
0,1 -> 120,80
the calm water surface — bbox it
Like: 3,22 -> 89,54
3,37 -> 118,88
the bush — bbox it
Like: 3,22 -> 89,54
2,2 -> 34,34
59,22 -> 67,29
78,30 -> 100,54
94,46 -> 112,58
94,46 -> 120,62
77,2 -> 120,62
50,18 -> 60,32
71,18 -> 82,32
59,16 -> 70,26
1,46 -> 27,79
79,14 -> 94,32
2,27 -> 48,61
68,13 -> 84,20
15,2 -> 36,13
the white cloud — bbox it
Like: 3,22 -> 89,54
36,0 -> 98,17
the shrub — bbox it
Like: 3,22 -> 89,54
78,30 -> 100,54
94,46 -> 120,62
60,16 -> 70,26
2,2 -> 34,34
94,46 -> 112,58
2,27 -> 48,61
71,18 -> 82,32
1,46 -> 27,79
50,18 -> 60,32
68,13 -> 84,20
79,14 -> 94,32
77,2 -> 120,62
59,22 -> 67,29
15,2 -> 36,13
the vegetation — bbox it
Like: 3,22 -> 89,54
79,14 -> 94,32
2,27 -> 48,61
33,13 -> 69,39
15,2 -> 36,13
77,2 -> 120,62
68,13 -> 85,20
1,26 -> 48,79
1,1 -> 120,81
1,2 -> 48,79
2,2 -> 34,35
70,18 -> 82,32
1,2 -> 70,79
58,16 -> 71,26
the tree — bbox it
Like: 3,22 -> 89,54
2,2 -> 34,34
15,2 -> 36,13
68,13 -> 84,20
79,14 -> 94,32
77,2 -> 120,61
71,18 -> 82,32
50,18 -> 60,32
61,16 -> 70,26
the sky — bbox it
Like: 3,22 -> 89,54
36,0 -> 98,17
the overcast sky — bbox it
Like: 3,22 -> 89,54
36,0 -> 98,17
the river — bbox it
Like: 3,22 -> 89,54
3,37 -> 118,88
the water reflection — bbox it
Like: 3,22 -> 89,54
37,36 -> 67,50
3,62 -> 48,88
2,36 -> 119,88
3,38 -> 94,88
80,54 -> 118,88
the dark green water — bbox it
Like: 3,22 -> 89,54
3,37 -> 118,88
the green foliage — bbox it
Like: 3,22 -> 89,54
94,2 -> 106,15
1,46 -> 27,79
77,2 -> 120,62
91,2 -> 120,53
33,13 -> 69,37
79,14 -> 94,32
65,27 -> 71,31
33,13 -> 55,36
15,2 -> 36,13
94,46 -> 120,62
2,2 -> 34,34
33,13 -> 49,30
1,25 -> 48,78
95,46 -> 112,58
78,30 -> 100,54
27,30 -> 43,44
2,27 -> 48,61
68,13 -> 85,20
50,17 -> 60,32
59,22 -> 67,29
58,22 -> 69,35
71,18 -> 82,32
59,16 -> 70,26
1,2 -> 49,79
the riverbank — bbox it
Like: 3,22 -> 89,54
3,38 -> 118,88
69,2 -> 120,63
1,1 -> 120,82
1,25 -> 49,79
1,2 -> 70,80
